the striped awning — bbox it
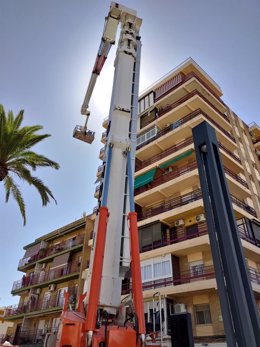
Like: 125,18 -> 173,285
134,168 -> 157,189
159,150 -> 193,170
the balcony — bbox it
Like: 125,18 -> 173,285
99,147 -> 105,160
136,137 -> 241,174
18,234 -> 84,269
140,222 -> 208,253
139,222 -> 259,254
5,287 -> 77,319
94,184 -> 101,199
135,161 -> 248,198
122,265 -> 260,295
154,71 -> 226,114
137,189 -> 257,222
137,189 -> 203,222
248,267 -> 260,285
137,108 -> 234,155
136,137 -> 194,171
122,265 -> 215,295
12,260 -> 80,293
101,131 -> 107,144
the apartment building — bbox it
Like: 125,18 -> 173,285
100,58 -> 260,344
4,217 -> 93,345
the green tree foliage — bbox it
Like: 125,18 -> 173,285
0,105 -> 60,225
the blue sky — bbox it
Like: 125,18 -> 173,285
0,0 -> 259,306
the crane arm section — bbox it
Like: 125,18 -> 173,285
81,5 -> 121,116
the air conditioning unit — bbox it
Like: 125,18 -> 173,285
174,219 -> 185,227
174,303 -> 186,313
196,214 -> 206,223
48,284 -> 56,292
35,288 -> 41,294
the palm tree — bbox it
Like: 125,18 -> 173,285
0,104 -> 60,225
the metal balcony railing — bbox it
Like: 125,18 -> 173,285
137,189 -> 257,221
238,226 -> 260,247
122,265 -> 260,295
122,265 -> 215,294
157,89 -> 228,123
135,161 -> 197,195
5,287 -> 77,318
12,260 -> 80,292
135,161 -> 248,196
155,71 -> 227,114
18,235 -> 84,269
136,137 -> 241,172
248,267 -> 260,285
136,137 -> 194,171
139,222 -> 259,254
137,107 -> 234,152
218,142 -> 241,163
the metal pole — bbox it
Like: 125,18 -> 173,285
192,121 -> 260,347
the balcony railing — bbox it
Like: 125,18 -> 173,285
135,161 -> 248,196
12,260 -> 80,292
155,71 -> 227,112
135,161 -> 197,195
5,287 -> 77,318
122,265 -> 260,294
136,137 -> 241,172
18,235 -> 84,268
157,89 -> 228,123
137,107 -> 234,152
136,137 -> 194,171
122,265 -> 215,294
218,142 -> 241,164
140,222 -> 208,253
248,267 -> 260,285
224,166 -> 249,188
238,226 -> 260,247
137,189 -> 203,221
139,222 -> 259,254
137,189 -> 257,221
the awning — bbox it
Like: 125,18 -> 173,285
50,252 -> 70,269
159,150 -> 193,169
24,243 -> 41,258
134,168 -> 157,189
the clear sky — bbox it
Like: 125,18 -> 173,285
0,0 -> 259,306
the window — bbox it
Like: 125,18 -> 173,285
139,92 -> 154,113
194,304 -> 212,324
139,222 -> 165,251
141,255 -> 172,282
57,287 -> 68,307
153,260 -> 171,278
141,264 -> 152,281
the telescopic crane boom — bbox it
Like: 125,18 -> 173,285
53,3 -> 151,347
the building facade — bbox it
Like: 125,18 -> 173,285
4,217 -> 93,345
4,58 -> 260,346
100,58 -> 260,344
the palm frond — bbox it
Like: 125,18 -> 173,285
0,105 -> 59,225
4,175 -> 26,225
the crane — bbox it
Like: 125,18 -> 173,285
48,3 -> 160,347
